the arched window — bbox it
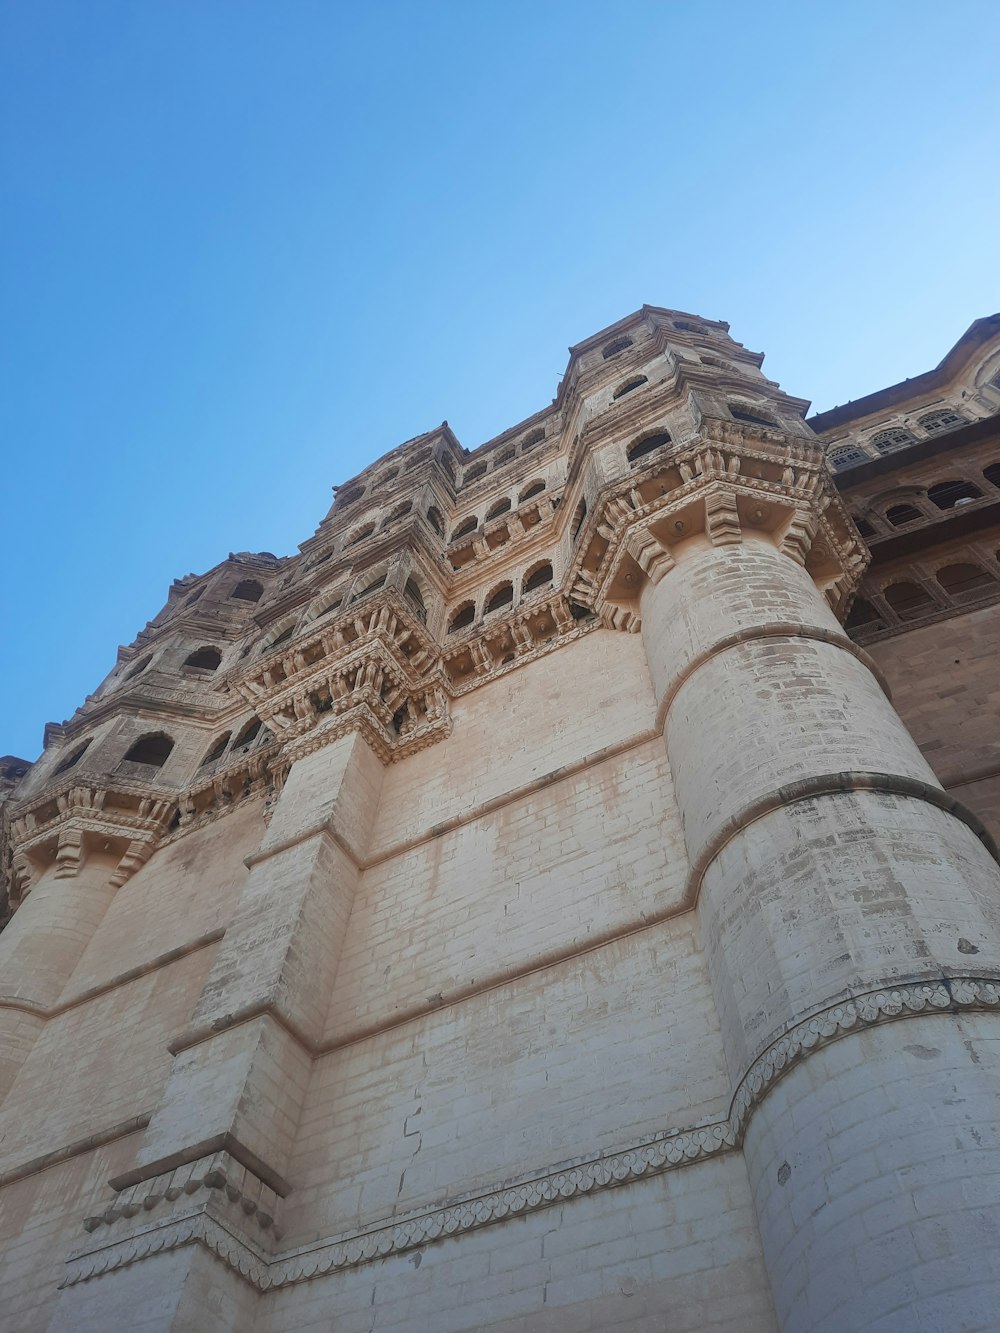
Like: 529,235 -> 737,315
231,579 -> 263,602
346,523 -> 375,547
314,592 -> 344,620
122,732 -> 174,770
464,461 -> 487,483
919,408 -> 966,434
373,469 -> 399,490
185,586 -> 205,607
627,431 -> 672,466
55,739 -> 92,775
184,646 -> 222,671
927,480 -> 983,510
451,516 -> 477,541
124,654 -> 153,680
404,578 -> 426,618
871,428 -> 914,455
486,498 -> 512,521
885,504 -> 923,528
523,562 -> 553,594
730,404 -> 777,428
984,463 -> 1000,488
844,598 -> 883,632
265,625 -> 295,652
521,427 -> 545,450
883,582 -> 936,621
519,480 -> 545,503
936,563 -> 997,599
355,573 -> 386,600
448,602 -> 476,633
382,501 -> 412,527
602,336 -> 633,360
485,582 -> 514,614
495,447 -> 515,466
199,732 -> 231,767
336,485 -> 364,508
828,446 -> 869,472
426,506 -> 444,536
613,375 -> 648,400
572,499 -> 588,541
854,517 -> 877,539
232,718 -> 263,752
673,320 -> 704,334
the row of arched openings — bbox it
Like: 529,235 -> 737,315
447,563 -> 554,633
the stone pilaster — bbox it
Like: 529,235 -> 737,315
48,728 -> 384,1331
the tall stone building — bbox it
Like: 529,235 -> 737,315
1,306 -> 999,1332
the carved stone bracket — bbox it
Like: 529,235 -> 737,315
568,420 -> 867,632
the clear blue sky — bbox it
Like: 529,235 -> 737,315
3,1 -> 999,761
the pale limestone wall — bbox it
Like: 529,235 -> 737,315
0,1136 -> 140,1333
255,1156 -> 777,1333
289,915 -> 726,1243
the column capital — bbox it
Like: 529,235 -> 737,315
568,419 -> 868,631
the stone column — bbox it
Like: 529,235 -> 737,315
48,729 -> 384,1331
640,530 -> 1000,1332
0,845 -> 120,1100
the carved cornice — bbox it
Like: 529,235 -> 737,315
60,975 -> 1000,1294
568,419 -> 867,629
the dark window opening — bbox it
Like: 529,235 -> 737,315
602,336 -> 633,360
123,732 -> 174,769
730,405 -> 777,428
885,504 -> 923,528
268,626 -> 294,650
883,582 -> 936,621
347,524 -> 375,547
983,463 -> 1000,488
613,375 -> 648,400
55,739 -> 92,775
125,654 -> 153,680
486,498 -> 512,521
927,480 -> 983,510
855,518 -> 878,538
464,461 -> 488,483
521,428 -> 545,449
199,733 -> 231,767
356,574 -> 386,599
231,579 -> 264,602
844,598 -> 883,631
523,563 -> 553,593
337,486 -> 364,507
936,563 -> 997,599
519,481 -> 545,502
496,448 -> 515,466
404,578 -> 426,617
451,516 -> 478,541
185,587 -> 205,607
627,431 -> 672,466
485,583 -> 514,614
184,646 -> 222,671
448,603 -> 475,633
233,719 -> 262,751
426,506 -> 444,536
572,500 -> 588,540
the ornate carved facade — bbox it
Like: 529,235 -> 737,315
2,306 -> 999,1331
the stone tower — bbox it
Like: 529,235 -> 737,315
2,306 -> 999,1332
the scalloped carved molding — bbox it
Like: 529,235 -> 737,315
61,975 -> 1000,1294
